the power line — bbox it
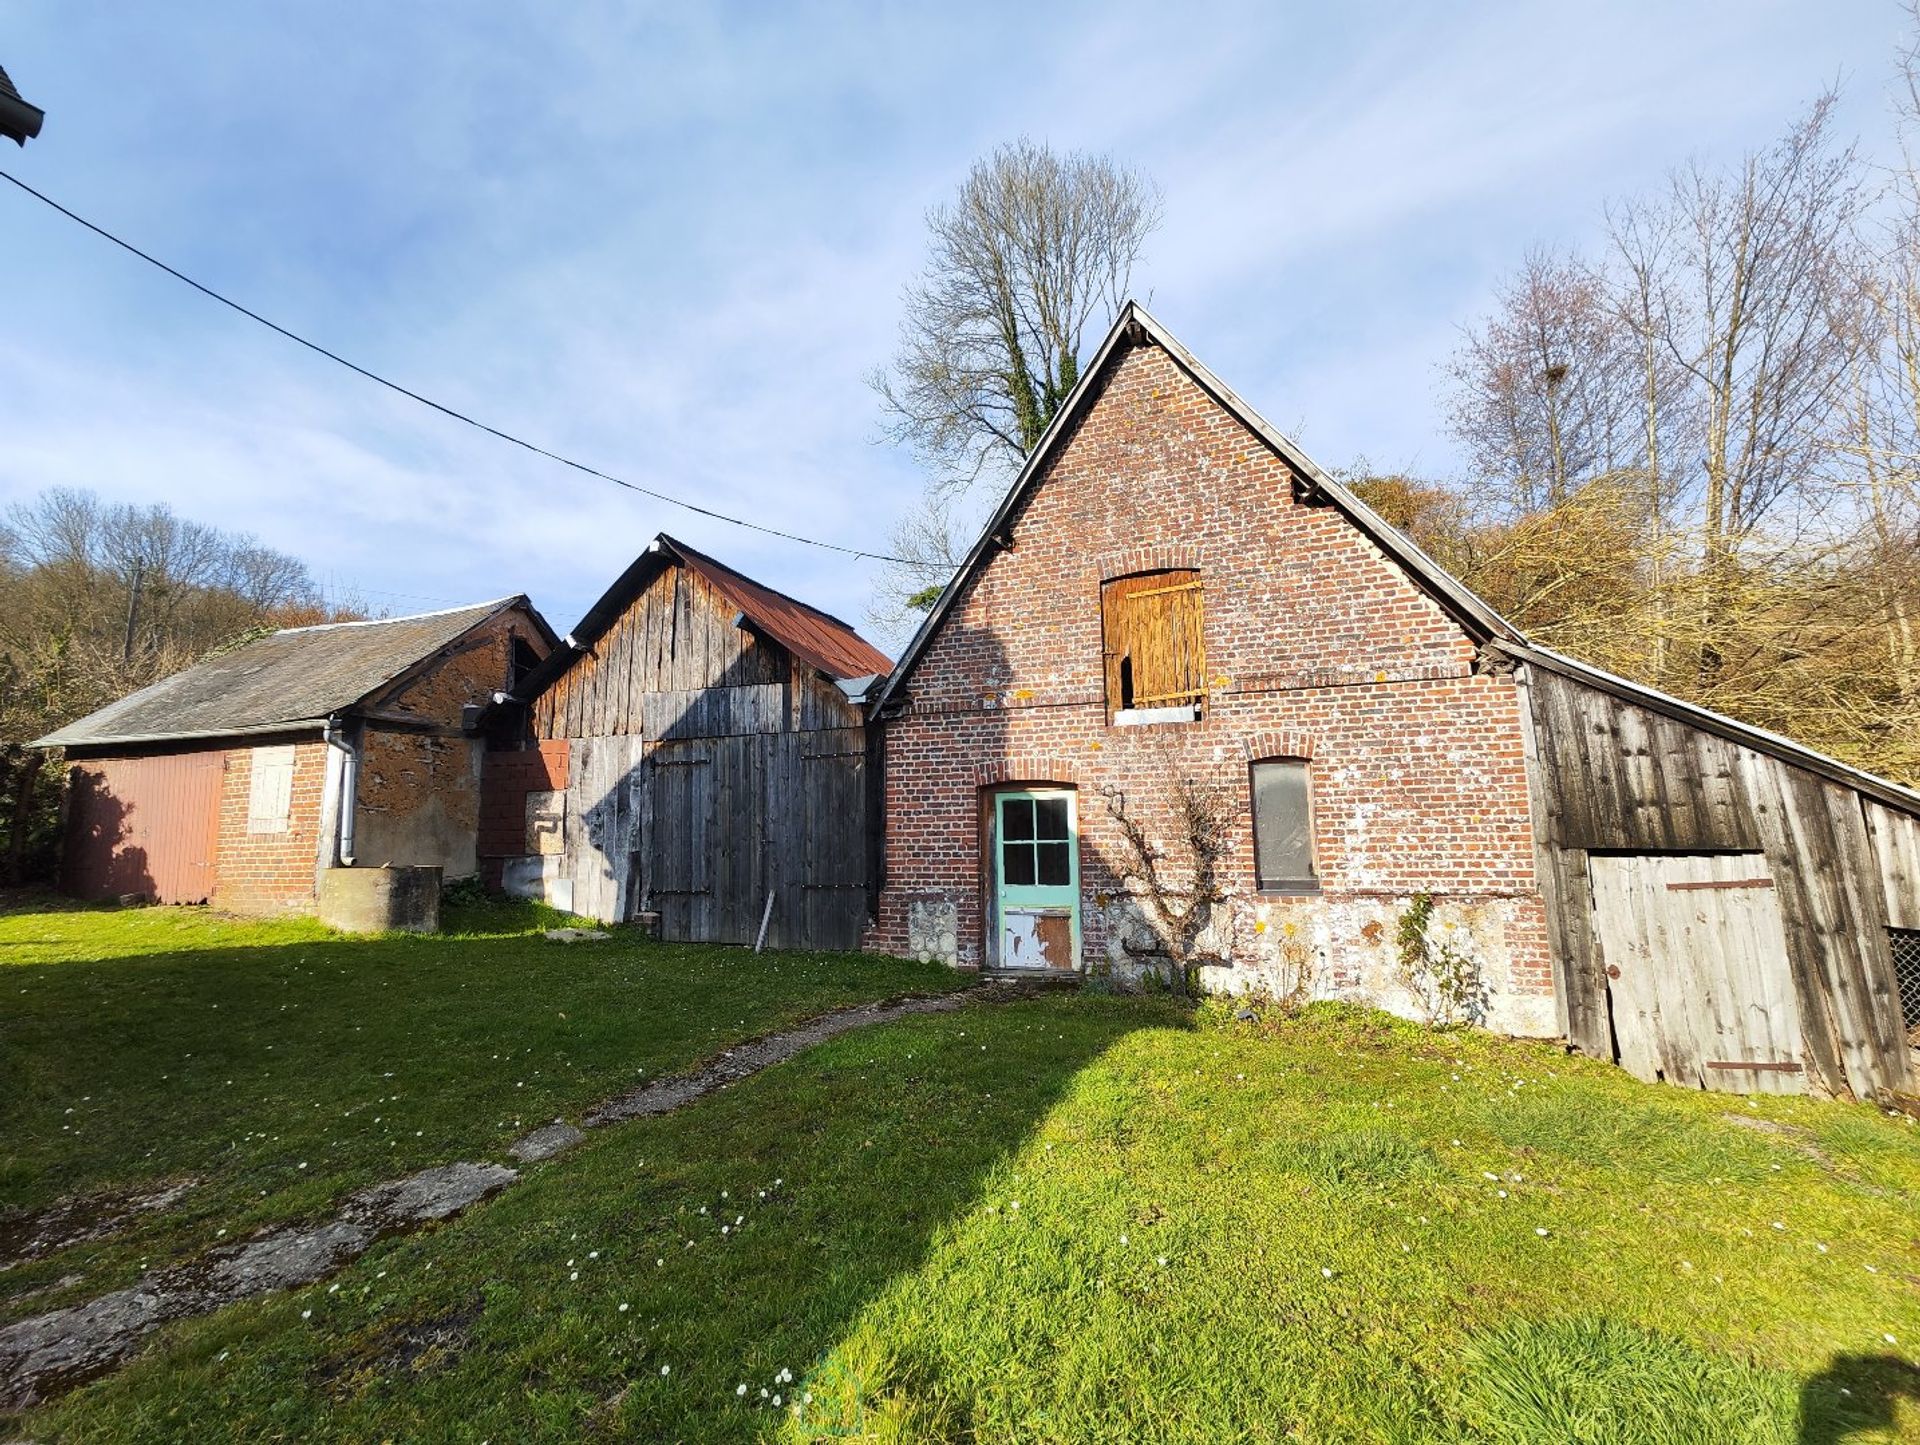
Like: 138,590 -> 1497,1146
0,168 -> 911,564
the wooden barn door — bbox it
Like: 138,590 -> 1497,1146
562,736 -> 646,924
645,740 -> 713,940
1587,853 -> 1805,1094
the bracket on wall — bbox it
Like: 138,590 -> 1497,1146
1473,644 -> 1521,677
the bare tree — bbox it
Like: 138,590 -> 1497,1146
872,138 -> 1162,490
1101,762 -> 1237,997
863,483 -> 979,652
1623,96 -> 1865,677
1445,249 -> 1643,516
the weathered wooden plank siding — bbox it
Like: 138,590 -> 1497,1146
521,560 -> 870,946
1520,665 -> 1915,1098
531,567 -> 795,742
1865,799 -> 1920,930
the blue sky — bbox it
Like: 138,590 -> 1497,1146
0,3 -> 1905,648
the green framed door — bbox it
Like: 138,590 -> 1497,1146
993,790 -> 1080,971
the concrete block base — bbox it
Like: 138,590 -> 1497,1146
318,865 -> 442,934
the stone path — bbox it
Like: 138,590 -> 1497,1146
0,986 -> 997,1412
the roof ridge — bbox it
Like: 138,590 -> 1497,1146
658,535 -> 868,634
272,596 -> 520,635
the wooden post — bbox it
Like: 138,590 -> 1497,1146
753,888 -> 775,953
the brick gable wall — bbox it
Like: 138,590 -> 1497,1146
871,339 -> 1556,1036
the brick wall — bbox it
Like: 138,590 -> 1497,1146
477,740 -> 570,887
212,739 -> 329,916
352,607 -> 550,879
872,337 -> 1557,1036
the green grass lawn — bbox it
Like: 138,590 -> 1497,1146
7,905 -> 1920,1442
0,898 -> 962,1334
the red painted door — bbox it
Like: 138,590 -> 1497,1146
63,752 -> 226,904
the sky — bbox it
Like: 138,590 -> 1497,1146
0,2 -> 1909,650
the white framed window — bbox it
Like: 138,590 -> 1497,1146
247,745 -> 297,834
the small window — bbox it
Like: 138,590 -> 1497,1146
247,745 -> 296,834
1251,758 -> 1316,890
508,636 -> 541,693
1000,795 -> 1073,887
1102,570 -> 1205,723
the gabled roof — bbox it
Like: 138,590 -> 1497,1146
872,302 -> 1520,714
35,597 -> 547,750
869,302 -> 1920,819
512,533 -> 892,702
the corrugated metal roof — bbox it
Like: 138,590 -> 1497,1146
36,598 -> 533,749
665,536 -> 894,681
515,534 -> 892,703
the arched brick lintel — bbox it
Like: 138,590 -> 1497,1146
974,755 -> 1083,789
1093,543 -> 1201,581
1244,730 -> 1315,761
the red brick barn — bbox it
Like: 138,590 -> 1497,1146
38,598 -> 553,917
869,304 -> 1920,1101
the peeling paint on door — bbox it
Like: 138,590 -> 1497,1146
1002,908 -> 1074,970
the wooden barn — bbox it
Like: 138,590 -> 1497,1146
480,534 -> 892,949
1507,645 -> 1920,1100
868,302 -> 1920,1102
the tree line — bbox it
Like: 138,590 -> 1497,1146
0,488 -> 349,883
1357,76 -> 1918,786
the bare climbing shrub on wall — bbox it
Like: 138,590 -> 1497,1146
1101,768 -> 1236,997
1394,892 -> 1488,1027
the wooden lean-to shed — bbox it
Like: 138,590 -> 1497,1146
481,534 -> 892,949
1499,642 -> 1920,1100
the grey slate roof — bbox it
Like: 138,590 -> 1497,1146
36,598 -> 529,750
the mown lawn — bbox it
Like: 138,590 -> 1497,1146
0,898 -> 963,1334
4,915 -> 1916,1445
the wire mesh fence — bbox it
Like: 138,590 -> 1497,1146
1892,928 -> 1920,1041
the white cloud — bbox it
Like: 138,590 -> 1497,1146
0,0 -> 1901,641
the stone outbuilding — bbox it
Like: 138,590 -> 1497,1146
37,597 -> 553,915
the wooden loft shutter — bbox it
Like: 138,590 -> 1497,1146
1101,569 -> 1205,719
246,745 -> 296,834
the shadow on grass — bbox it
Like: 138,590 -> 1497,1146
1798,1352 -> 1920,1444
0,914 -> 962,1328
28,993 -> 1191,1442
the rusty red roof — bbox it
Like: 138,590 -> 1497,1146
513,534 -> 892,707
664,537 -> 893,681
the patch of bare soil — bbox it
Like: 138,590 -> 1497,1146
315,1297 -> 485,1397
0,1164 -> 514,1410
0,1181 -> 198,1272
